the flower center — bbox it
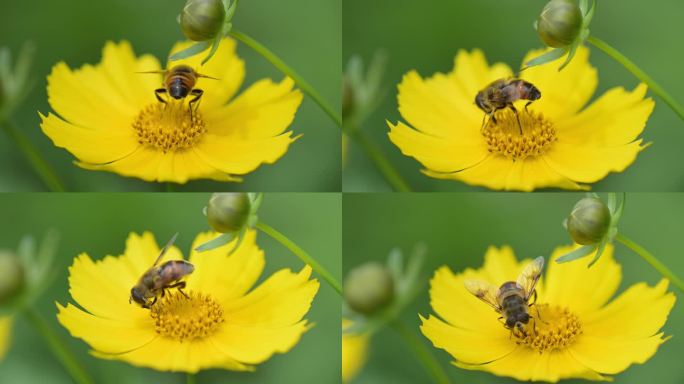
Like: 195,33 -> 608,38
515,304 -> 582,353
482,109 -> 557,160
132,102 -> 206,153
150,290 -> 224,342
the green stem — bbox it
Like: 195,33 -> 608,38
1,121 -> 65,191
255,221 -> 342,295
25,307 -> 92,384
166,183 -> 174,192
390,320 -> 451,384
615,233 -> 684,292
186,373 -> 196,384
587,36 -> 684,121
349,129 -> 411,192
229,30 -> 342,127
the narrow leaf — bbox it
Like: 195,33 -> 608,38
169,41 -> 210,62
555,244 -> 597,263
194,232 -> 235,252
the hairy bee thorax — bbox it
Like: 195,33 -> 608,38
514,303 -> 582,353
150,290 -> 224,342
482,109 -> 557,160
132,102 -> 206,153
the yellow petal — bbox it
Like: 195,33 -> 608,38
570,333 -> 669,375
92,336 -> 252,373
424,155 -> 584,191
168,38 -> 246,109
223,266 -> 319,327
40,112 -> 139,164
388,121 -> 488,173
0,316 -> 13,360
544,139 -> 646,183
194,132 -> 296,175
583,279 -> 675,339
420,314 -> 515,365
456,347 -> 607,382
396,70 -> 481,138
451,49 -> 514,104
541,244 -> 621,315
203,78 -> 303,139
521,46 -> 597,120
186,230 -> 265,303
211,320 -> 312,365
342,319 -> 369,383
556,84 -> 654,146
100,41 -> 161,108
56,303 -> 156,354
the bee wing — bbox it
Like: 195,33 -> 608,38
517,256 -> 544,301
153,232 -> 179,266
464,279 -> 500,311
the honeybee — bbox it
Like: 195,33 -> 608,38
475,78 -> 541,134
139,65 -> 217,113
129,233 -> 195,309
464,256 -> 544,337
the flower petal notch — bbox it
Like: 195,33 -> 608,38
56,230 -> 319,373
40,38 -> 303,184
388,46 -> 654,191
420,245 -> 675,382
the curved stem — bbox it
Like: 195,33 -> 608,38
390,320 -> 451,384
229,30 -> 342,127
587,36 -> 684,121
1,121 -> 65,191
25,307 -> 92,384
615,233 -> 684,292
255,221 -> 342,295
348,128 -> 411,192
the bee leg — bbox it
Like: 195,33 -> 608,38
524,100 -> 534,110
167,281 -> 189,298
155,88 -> 168,109
508,105 -> 523,135
188,89 -> 203,118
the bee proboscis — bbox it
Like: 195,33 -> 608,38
129,233 -> 195,309
474,78 -> 542,134
464,256 -> 545,337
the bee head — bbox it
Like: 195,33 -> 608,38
474,92 -> 487,112
528,86 -> 541,101
130,286 -> 146,306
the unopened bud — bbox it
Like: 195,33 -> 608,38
565,197 -> 611,245
206,193 -> 251,233
0,251 -> 24,305
537,0 -> 583,48
344,262 -> 394,315
180,0 -> 226,42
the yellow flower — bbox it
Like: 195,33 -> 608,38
388,46 -> 654,191
57,230 -> 319,373
41,38 -> 303,183
342,319 -> 369,383
420,244 -> 675,382
0,316 -> 12,360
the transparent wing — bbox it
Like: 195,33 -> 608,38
153,232 -> 179,266
464,279 -> 500,311
517,256 -> 544,301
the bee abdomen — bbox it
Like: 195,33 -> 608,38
159,260 -> 195,281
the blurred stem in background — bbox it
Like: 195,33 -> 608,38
25,308 -> 92,384
343,53 -> 412,192
186,373 -> 196,384
391,320 -> 450,384
587,36 -> 684,122
0,44 -> 65,192
615,233 -> 684,292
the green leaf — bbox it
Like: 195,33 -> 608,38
201,31 -> 225,65
194,232 -> 235,252
607,192 -> 617,214
555,244 -> 598,263
523,48 -> 567,69
168,41 -> 210,62
558,42 -> 579,71
587,237 -> 608,268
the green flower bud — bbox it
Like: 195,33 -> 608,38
566,197 -> 611,245
206,193 -> 251,233
180,0 -> 226,42
0,251 -> 24,305
344,262 -> 394,315
537,0 -> 583,48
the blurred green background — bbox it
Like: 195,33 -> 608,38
0,193 -> 341,383
343,193 -> 683,383
343,0 -> 684,192
0,0 -> 341,192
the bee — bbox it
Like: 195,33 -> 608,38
464,256 -> 544,337
139,65 -> 217,113
129,233 -> 195,309
475,78 -> 541,134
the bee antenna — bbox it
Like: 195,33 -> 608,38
196,73 -> 220,81
136,70 -> 167,75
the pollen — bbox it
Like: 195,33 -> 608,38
150,290 -> 224,342
482,109 -> 557,160
132,102 -> 206,153
516,304 -> 582,353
